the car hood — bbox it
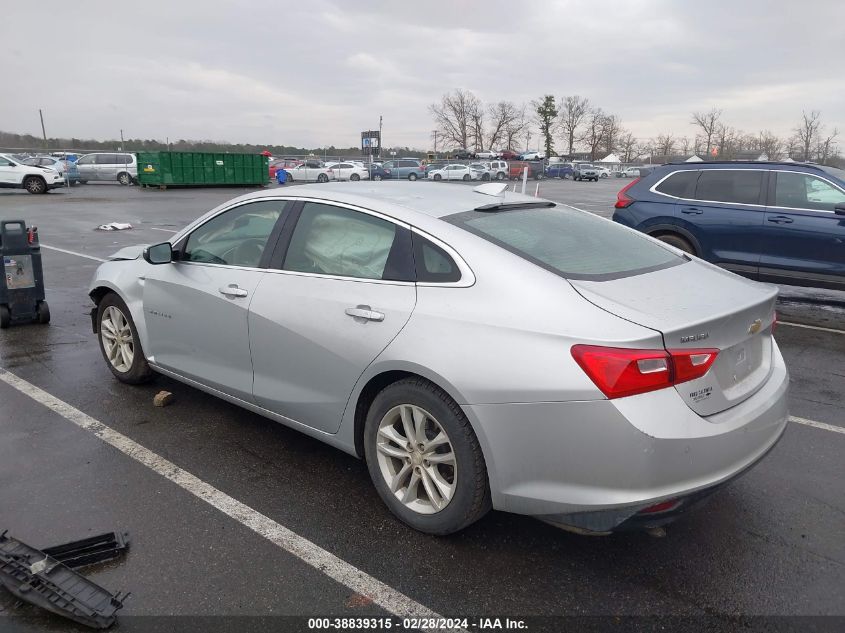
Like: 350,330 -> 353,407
108,244 -> 147,261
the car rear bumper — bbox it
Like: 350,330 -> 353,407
465,340 -> 789,532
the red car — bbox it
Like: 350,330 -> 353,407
499,150 -> 520,161
268,158 -> 303,179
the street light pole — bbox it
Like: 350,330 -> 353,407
39,109 -> 48,150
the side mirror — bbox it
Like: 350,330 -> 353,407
143,242 -> 173,265
835,203 -> 845,216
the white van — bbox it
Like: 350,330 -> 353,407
76,153 -> 138,185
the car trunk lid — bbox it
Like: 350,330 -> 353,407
570,261 -> 777,416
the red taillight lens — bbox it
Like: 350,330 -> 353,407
639,499 -> 681,514
614,178 -> 639,208
571,345 -> 719,399
772,311 -> 778,335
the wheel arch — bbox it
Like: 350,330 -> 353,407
643,223 -> 702,256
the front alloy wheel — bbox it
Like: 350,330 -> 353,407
97,293 -> 153,384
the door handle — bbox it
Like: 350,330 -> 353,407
767,216 -> 794,224
345,306 -> 385,322
680,207 -> 703,215
218,284 -> 248,298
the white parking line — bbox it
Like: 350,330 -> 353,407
779,321 -> 845,335
788,415 -> 845,435
40,245 -> 106,263
0,369 -> 453,631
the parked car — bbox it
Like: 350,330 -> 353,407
428,164 -> 482,181
617,167 -> 641,178
595,166 -> 611,178
508,161 -> 544,180
0,152 -> 66,193
611,161 -> 845,290
475,150 -> 498,159
545,163 -> 574,179
498,150 -> 520,161
330,162 -> 370,181
450,149 -> 476,160
574,164 -> 599,181
368,164 -> 394,181
23,155 -> 81,185
425,162 -> 447,176
519,150 -> 545,160
76,152 -> 138,185
469,163 -> 492,181
381,159 -> 425,181
286,161 -> 336,183
483,160 -> 509,181
88,182 -> 788,535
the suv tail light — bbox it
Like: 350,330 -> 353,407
571,345 -> 718,399
614,178 -> 639,208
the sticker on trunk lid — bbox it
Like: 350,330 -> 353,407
689,386 -> 712,402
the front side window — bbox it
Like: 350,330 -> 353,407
76,155 -> 94,165
183,200 -> 287,267
655,170 -> 699,198
283,203 -> 398,280
774,172 -> 845,212
695,170 -> 762,205
448,206 -> 682,281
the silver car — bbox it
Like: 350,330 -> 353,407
88,182 -> 788,535
76,152 -> 138,185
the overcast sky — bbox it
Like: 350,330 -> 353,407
2,1 -> 842,150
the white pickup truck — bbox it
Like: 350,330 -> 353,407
0,153 -> 66,193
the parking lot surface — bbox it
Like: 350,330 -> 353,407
1,182 -> 843,630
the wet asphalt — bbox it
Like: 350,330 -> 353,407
0,181 -> 842,630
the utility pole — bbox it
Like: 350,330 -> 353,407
39,109 -> 48,150
120,129 -> 124,151
433,130 -> 438,156
379,115 -> 383,159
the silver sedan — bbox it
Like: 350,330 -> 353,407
88,182 -> 788,535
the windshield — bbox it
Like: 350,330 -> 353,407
447,206 -> 683,281
819,165 -> 845,183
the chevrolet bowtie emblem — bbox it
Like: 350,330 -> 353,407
748,319 -> 763,335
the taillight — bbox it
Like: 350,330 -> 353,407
571,345 -> 719,399
639,499 -> 681,514
614,178 -> 640,208
772,311 -> 778,335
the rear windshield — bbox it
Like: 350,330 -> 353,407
447,206 -> 683,281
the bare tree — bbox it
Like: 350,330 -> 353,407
678,136 -> 692,157
584,108 -> 607,161
559,95 -> 590,156
794,110 -> 822,161
655,133 -> 676,157
816,128 -> 840,164
470,106 -> 485,152
601,114 -> 623,156
485,101 -> 521,151
691,107 -> 722,157
618,131 -> 638,163
503,104 -> 528,151
715,124 -> 741,159
429,89 -> 482,151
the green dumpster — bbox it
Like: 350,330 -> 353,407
135,151 -> 269,188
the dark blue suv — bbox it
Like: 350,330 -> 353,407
612,161 -> 845,290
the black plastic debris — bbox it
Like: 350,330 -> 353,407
42,532 -> 130,570
0,530 -> 127,629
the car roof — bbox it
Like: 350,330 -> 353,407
661,160 -> 830,171
235,182 -> 546,221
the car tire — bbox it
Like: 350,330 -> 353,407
117,172 -> 131,186
36,301 -> 50,325
364,378 -> 491,535
496,172 -> 505,180
23,176 -> 47,194
373,175 -> 383,181
79,180 -> 88,185
656,233 -> 696,255
0,305 -> 10,329
97,293 -> 154,384
408,173 -> 418,181
462,174 -> 470,181
350,173 -> 360,181
433,174 -> 442,181
317,174 -> 329,183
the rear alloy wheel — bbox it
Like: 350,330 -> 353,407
97,293 -> 154,384
350,173 -> 360,181
656,233 -> 696,255
373,175 -> 383,181
364,378 -> 491,534
496,172 -> 505,180
317,173 -> 329,183
433,174 -> 442,181
408,173 -> 417,181
117,172 -> 131,186
23,176 -> 47,194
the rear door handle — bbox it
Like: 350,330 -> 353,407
680,207 -> 703,215
218,284 -> 248,298
345,306 -> 385,322
767,216 -> 794,224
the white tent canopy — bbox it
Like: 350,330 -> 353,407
598,153 -> 621,163
685,155 -> 704,162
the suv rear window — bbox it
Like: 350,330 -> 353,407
655,170 -> 698,197
694,170 -> 763,205
448,206 -> 682,281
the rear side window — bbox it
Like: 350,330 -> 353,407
412,234 -> 461,283
695,170 -> 763,205
448,206 -> 682,281
96,154 -> 117,164
655,170 -> 698,197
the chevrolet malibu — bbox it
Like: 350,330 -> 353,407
88,182 -> 788,535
